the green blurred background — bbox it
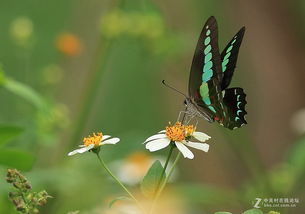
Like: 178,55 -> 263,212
1,0 -> 305,213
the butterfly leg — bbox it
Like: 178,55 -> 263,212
186,115 -> 192,124
177,110 -> 188,123
193,117 -> 199,127
185,115 -> 190,124
185,113 -> 196,125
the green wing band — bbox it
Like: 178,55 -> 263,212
202,26 -> 214,82
221,38 -> 236,72
200,83 -> 216,113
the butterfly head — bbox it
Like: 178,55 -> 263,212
183,97 -> 191,106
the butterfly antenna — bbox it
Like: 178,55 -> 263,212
162,80 -> 187,98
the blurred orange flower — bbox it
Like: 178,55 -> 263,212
114,152 -> 154,185
56,33 -> 82,56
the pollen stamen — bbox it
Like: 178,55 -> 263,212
83,132 -> 103,147
166,122 -> 186,141
185,125 -> 195,137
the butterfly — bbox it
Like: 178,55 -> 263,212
184,16 -> 247,129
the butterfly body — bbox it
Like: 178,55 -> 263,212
186,16 -> 247,130
184,97 -> 214,123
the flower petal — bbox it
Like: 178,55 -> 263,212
102,137 -> 120,145
175,142 -> 194,159
144,133 -> 167,144
192,132 -> 211,142
102,135 -> 111,141
68,144 -> 94,156
158,130 -> 166,134
145,138 -> 170,152
185,141 -> 209,152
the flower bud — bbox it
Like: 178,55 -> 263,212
8,192 -> 19,199
13,182 -> 22,189
25,183 -> 32,190
16,205 -> 26,212
33,208 -> 39,214
38,198 -> 47,206
6,177 -> 14,183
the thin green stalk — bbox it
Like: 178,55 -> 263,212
154,144 -> 174,195
70,40 -> 112,146
149,152 -> 181,214
96,153 -> 145,213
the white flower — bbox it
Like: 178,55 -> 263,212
68,132 -> 120,156
144,122 -> 211,159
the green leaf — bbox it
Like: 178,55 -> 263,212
109,196 -> 131,208
3,78 -> 46,110
266,211 -> 280,214
0,149 -> 35,170
141,160 -> 164,197
0,125 -> 23,146
242,208 -> 263,214
214,212 -> 232,214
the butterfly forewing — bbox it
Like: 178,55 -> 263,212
188,16 -> 227,120
221,27 -> 245,90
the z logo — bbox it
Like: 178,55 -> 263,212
253,198 -> 262,208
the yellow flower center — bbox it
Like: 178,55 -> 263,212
185,125 -> 195,137
166,122 -> 186,141
83,132 -> 103,147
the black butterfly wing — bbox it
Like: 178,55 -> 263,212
222,87 -> 247,129
188,16 -> 227,121
221,27 -> 245,90
219,27 -> 247,129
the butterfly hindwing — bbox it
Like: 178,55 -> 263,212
221,27 -> 245,90
222,87 -> 247,129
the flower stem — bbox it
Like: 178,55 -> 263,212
96,153 -> 144,213
149,152 -> 181,214
154,144 -> 174,195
